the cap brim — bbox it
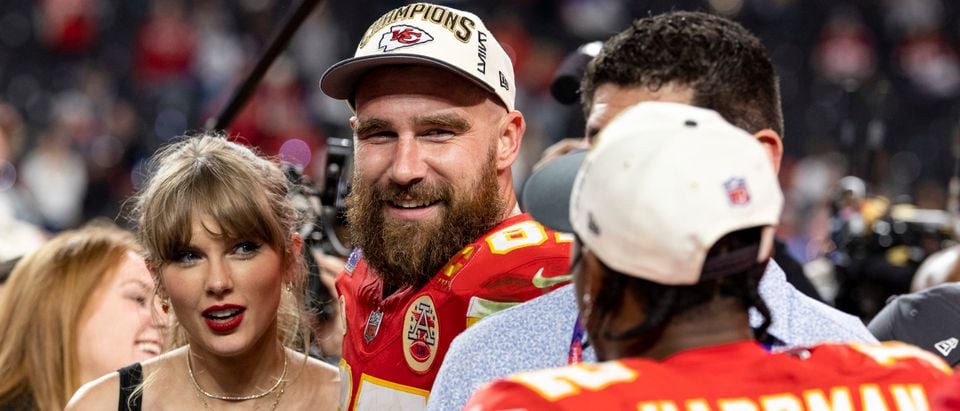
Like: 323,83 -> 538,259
320,54 -> 500,106
521,150 -> 586,233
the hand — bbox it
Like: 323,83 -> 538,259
533,137 -> 590,171
310,249 -> 346,358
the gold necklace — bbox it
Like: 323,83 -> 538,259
193,380 -> 286,411
187,350 -> 288,401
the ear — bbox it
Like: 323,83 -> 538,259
753,129 -> 783,174
146,259 -> 163,287
291,232 -> 303,254
495,111 -> 525,171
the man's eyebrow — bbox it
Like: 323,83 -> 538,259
416,113 -> 471,133
354,118 -> 393,136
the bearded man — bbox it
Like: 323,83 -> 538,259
318,3 -> 572,410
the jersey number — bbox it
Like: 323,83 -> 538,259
509,362 -> 637,401
487,221 -> 548,255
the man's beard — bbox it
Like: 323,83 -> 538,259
346,149 -> 505,295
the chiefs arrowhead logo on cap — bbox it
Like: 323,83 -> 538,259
378,24 -> 434,52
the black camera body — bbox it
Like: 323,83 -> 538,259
320,137 -> 353,219
284,137 -> 353,336
830,198 -> 955,320
286,136 -> 353,257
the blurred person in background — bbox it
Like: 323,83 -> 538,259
133,0 -> 196,88
912,245 -> 960,292
68,134 -> 338,410
230,55 -> 326,174
0,102 -> 46,264
0,222 -> 163,411
19,94 -> 91,231
35,0 -> 99,53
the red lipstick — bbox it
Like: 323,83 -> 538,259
202,304 -> 246,333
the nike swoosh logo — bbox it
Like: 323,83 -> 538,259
531,267 -> 572,289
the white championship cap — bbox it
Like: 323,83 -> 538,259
568,102 -> 784,285
320,3 -> 516,111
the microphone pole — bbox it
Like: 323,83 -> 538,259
206,0 -> 323,131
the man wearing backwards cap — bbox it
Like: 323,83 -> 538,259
319,3 -> 571,410
464,102 -> 952,411
870,286 -> 960,409
869,283 -> 960,367
430,11 -> 878,411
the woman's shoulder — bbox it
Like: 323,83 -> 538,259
286,352 -> 339,406
139,347 -> 186,371
67,349 -> 188,410
303,355 -> 339,382
65,370 -> 121,411
294,352 -> 338,386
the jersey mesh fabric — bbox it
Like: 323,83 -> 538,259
337,213 -> 572,410
466,341 -> 951,411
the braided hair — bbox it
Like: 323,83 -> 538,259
591,227 -> 773,346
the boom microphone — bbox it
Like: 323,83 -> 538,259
206,0 -> 324,131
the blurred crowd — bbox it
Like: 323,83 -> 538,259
3,0 -> 960,317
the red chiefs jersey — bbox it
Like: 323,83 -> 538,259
933,372 -> 960,411
336,213 -> 572,410
466,341 -> 953,411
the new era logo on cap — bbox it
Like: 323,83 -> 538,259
379,25 -> 434,52
935,337 -> 958,357
867,283 -> 960,367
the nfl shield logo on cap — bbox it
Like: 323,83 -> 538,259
724,178 -> 751,206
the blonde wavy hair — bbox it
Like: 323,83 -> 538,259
0,222 -> 141,411
132,132 -> 311,350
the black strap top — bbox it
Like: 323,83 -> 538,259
117,363 -> 143,411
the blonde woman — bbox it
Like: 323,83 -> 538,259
0,223 -> 162,411
68,134 -> 338,410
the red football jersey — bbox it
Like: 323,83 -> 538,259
336,213 -> 573,410
466,341 -> 954,411
933,372 -> 960,411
